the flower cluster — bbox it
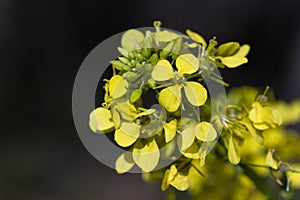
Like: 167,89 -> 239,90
88,21 -> 300,199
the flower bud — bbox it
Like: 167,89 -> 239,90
160,41 -> 174,59
130,89 -> 143,103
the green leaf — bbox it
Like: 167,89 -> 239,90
121,29 -> 144,50
132,139 -> 160,172
228,135 -> 240,165
115,152 -> 134,174
216,42 -> 240,57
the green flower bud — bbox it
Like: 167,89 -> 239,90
118,56 -> 130,64
148,78 -> 156,88
128,52 -> 136,60
130,89 -> 143,103
123,71 -> 138,81
160,41 -> 174,59
110,60 -> 129,71
172,38 -> 183,60
136,53 -> 145,62
117,47 -> 129,58
149,53 -> 159,64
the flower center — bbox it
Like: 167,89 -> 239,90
173,71 -> 186,86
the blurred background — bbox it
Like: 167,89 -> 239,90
1,0 -> 300,199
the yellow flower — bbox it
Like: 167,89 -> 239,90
249,101 -> 282,130
215,42 -> 250,68
151,54 -> 207,112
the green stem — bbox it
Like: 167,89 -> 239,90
239,162 -> 277,200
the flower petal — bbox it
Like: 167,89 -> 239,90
115,152 -> 135,174
176,54 -> 199,74
178,126 -> 195,151
132,139 -> 160,172
158,85 -> 181,112
228,135 -> 240,165
163,119 -> 177,143
216,42 -> 240,57
152,60 -> 175,81
89,107 -> 114,133
121,29 -> 144,50
113,101 -> 137,121
154,30 -> 179,42
186,29 -> 207,48
217,56 -> 248,68
109,75 -> 128,99
183,82 -> 207,106
235,44 -> 250,57
114,122 -> 140,147
249,102 -> 264,123
195,122 -> 217,142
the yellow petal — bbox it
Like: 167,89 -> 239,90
114,122 -> 140,147
115,152 -> 134,174
136,109 -> 156,118
112,108 -> 121,129
89,107 -> 114,133
109,75 -> 128,99
161,170 -> 171,191
216,42 -> 240,56
249,102 -> 264,123
235,44 -> 251,57
265,149 -> 278,170
121,29 -> 144,50
113,101 -> 137,121
176,54 -> 199,74
228,135 -> 240,165
183,82 -> 207,107
158,85 -> 181,112
152,60 -> 175,81
241,118 -> 264,145
263,106 -> 282,127
195,122 -> 217,142
154,30 -> 179,42
178,126 -> 195,151
132,139 -> 160,172
170,173 -> 189,191
198,142 -> 208,167
180,141 -> 199,159
217,56 -> 248,68
253,122 -> 269,130
186,29 -> 207,48
186,43 -> 198,48
163,119 -> 177,143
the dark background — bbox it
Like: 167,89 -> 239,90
1,0 -> 300,199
